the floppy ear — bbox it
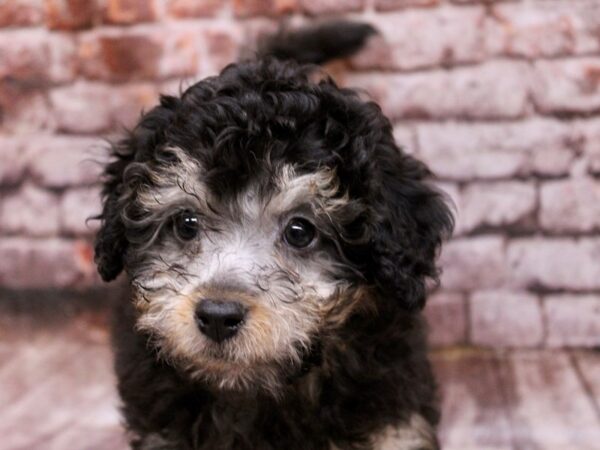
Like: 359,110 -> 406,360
370,141 -> 454,311
95,181 -> 128,282
94,95 -> 179,281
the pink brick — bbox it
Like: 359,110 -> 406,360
347,61 -> 531,121
103,0 -> 157,24
0,0 -> 43,27
545,295 -> 600,347
507,238 -> 600,291
78,26 -> 199,82
0,137 -> 28,185
532,58 -> 600,114
0,185 -> 60,236
351,8 -> 486,71
202,27 -> 243,76
577,118 -> 600,174
49,82 -> 159,133
0,238 -> 98,289
470,291 -> 543,348
27,136 -> 104,187
0,29 -> 75,84
49,83 -> 113,133
392,125 -> 417,154
540,178 -> 600,233
487,1 -> 600,58
452,0 -> 511,3
375,0 -> 438,10
167,0 -> 222,17
45,0 -> 98,30
424,291 -> 467,346
233,0 -> 298,17
0,84 -> 54,133
110,84 -> 161,130
416,119 -> 576,180
439,236 -> 507,291
79,31 -> 159,81
59,187 -> 102,236
300,0 -> 364,15
529,143 -> 578,178
458,181 -> 536,233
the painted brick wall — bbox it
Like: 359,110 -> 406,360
1,0 -> 599,349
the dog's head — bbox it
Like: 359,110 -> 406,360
95,58 -> 453,393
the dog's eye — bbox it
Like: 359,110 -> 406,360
174,210 -> 200,241
283,218 -> 316,249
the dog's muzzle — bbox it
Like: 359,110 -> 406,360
195,299 -> 247,343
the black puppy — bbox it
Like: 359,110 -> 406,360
95,21 -> 453,450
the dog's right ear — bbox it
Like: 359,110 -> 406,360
94,95 -> 179,282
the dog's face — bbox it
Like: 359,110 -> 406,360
95,59 -> 453,393
126,154 -> 367,391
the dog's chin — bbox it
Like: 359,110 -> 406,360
141,319 -> 313,396
184,357 -> 298,397
159,344 -> 302,397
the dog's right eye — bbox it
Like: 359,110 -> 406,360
174,210 -> 200,241
283,218 -> 317,249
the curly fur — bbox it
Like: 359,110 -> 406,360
95,21 -> 454,450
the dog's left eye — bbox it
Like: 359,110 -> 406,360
174,210 -> 200,241
283,218 -> 317,249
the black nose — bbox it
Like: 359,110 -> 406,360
195,300 -> 246,343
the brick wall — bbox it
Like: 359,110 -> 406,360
1,0 -> 599,349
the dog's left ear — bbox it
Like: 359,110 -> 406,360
369,140 -> 454,311
95,95 -> 179,282
95,182 -> 128,282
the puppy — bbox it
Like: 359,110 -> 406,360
95,21 -> 453,450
